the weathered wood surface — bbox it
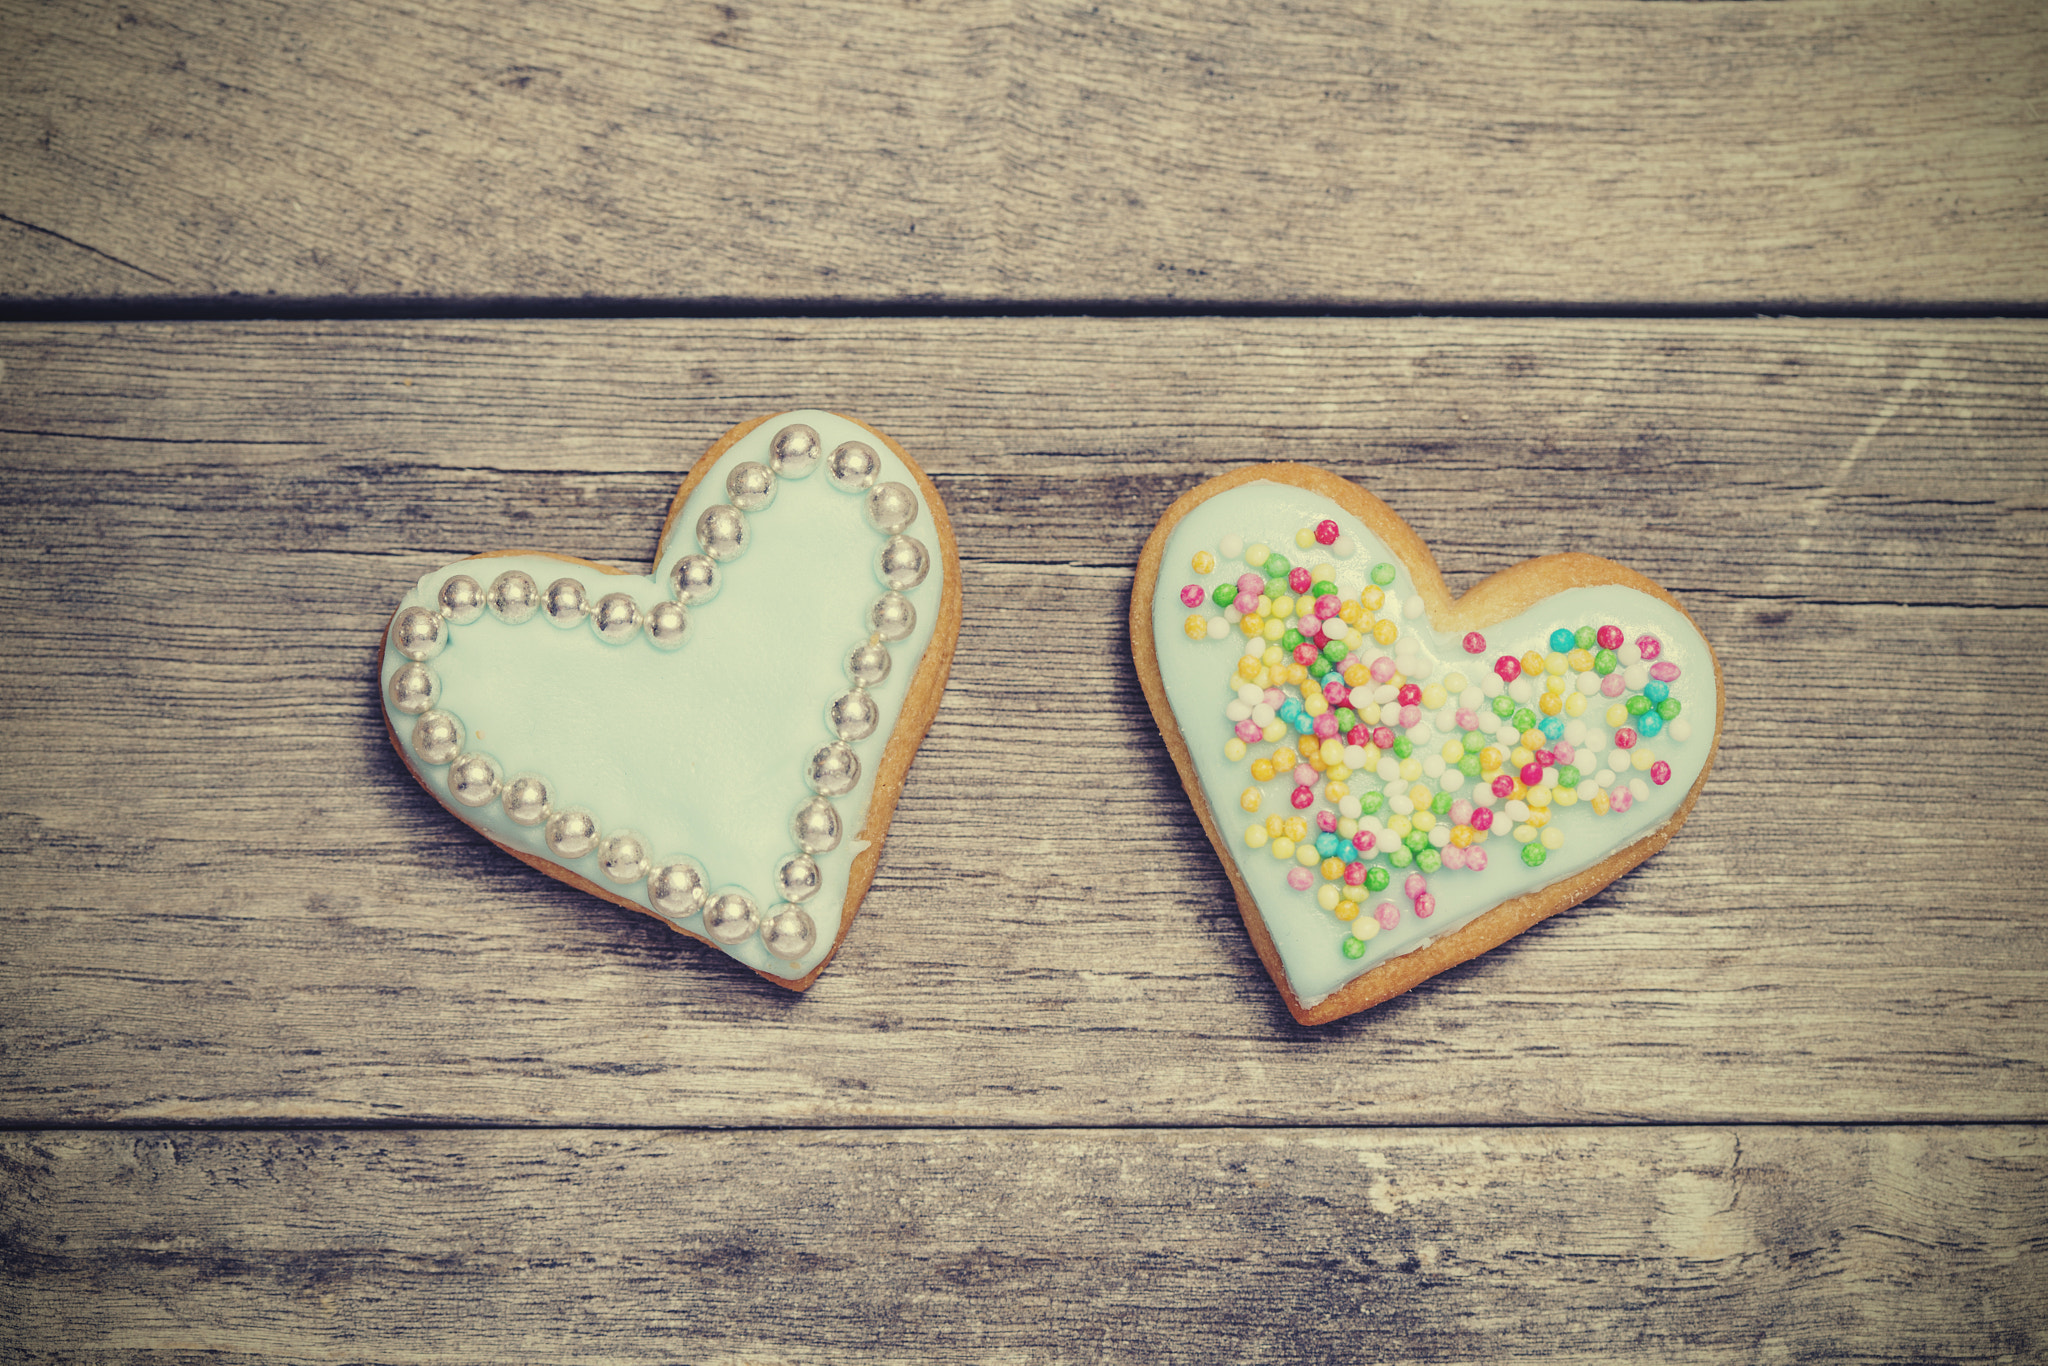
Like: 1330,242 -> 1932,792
4,1126 -> 2041,1365
2,319 -> 2044,1129
4,0 -> 2044,307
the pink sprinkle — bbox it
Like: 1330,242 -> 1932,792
1491,776 -> 1515,798
1293,644 -> 1318,667
1312,714 -> 1338,739
1324,682 -> 1351,707
1471,808 -> 1494,832
1344,861 -> 1368,885
1291,786 -> 1315,810
1397,684 -> 1422,707
1287,867 -> 1313,891
1264,688 -> 1286,707
1651,761 -> 1672,786
1466,847 -> 1488,871
1375,903 -> 1401,929
1235,720 -> 1262,742
1596,624 -> 1624,650
1404,873 -> 1427,899
1441,846 -> 1468,870
1371,726 -> 1396,750
1612,787 -> 1634,813
1236,573 -> 1263,596
1455,708 -> 1478,730
1414,892 -> 1436,918
1534,749 -> 1555,768
1552,740 -> 1574,764
1288,567 -> 1312,593
1614,728 -> 1637,749
1315,593 -> 1341,620
1346,725 -> 1371,747
1293,764 -> 1318,787
1399,704 -> 1422,728
1650,661 -> 1681,683
1180,584 -> 1204,607
1315,519 -> 1340,545
1601,674 -> 1627,698
1463,631 -> 1487,654
1316,810 -> 1339,833
1636,634 -> 1662,661
1370,657 -> 1396,684
1352,831 -> 1376,855
1450,799 -> 1474,825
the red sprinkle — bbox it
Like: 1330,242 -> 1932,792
1636,634 -> 1662,661
1371,726 -> 1396,750
1291,785 -> 1316,809
1315,519 -> 1340,546
1492,775 -> 1516,798
1471,808 -> 1494,832
1596,624 -> 1623,650
1520,762 -> 1544,785
1288,567 -> 1312,593
1651,761 -> 1672,786
1495,655 -> 1522,682
1534,749 -> 1555,768
1615,728 -> 1638,749
1463,631 -> 1486,654
1346,725 -> 1371,747
1397,684 -> 1422,707
1293,643 -> 1318,666
1344,861 -> 1368,885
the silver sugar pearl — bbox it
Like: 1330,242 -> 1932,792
827,440 -> 880,492
829,688 -> 880,742
543,577 -> 589,628
768,423 -> 823,478
725,460 -> 777,511
644,600 -> 690,650
411,709 -> 463,766
545,807 -> 601,860
500,772 -> 551,826
598,829 -> 652,885
806,740 -> 861,797
669,553 -> 720,605
870,591 -> 916,642
775,853 -> 822,903
590,591 -> 643,644
447,752 -> 501,808
876,534 -> 931,590
864,481 -> 919,535
437,574 -> 486,624
487,569 -> 541,624
388,661 -> 439,715
392,606 -> 446,661
647,858 -> 709,918
846,640 -> 892,688
696,504 -> 748,561
791,796 -> 842,854
701,891 -> 761,946
761,905 -> 818,961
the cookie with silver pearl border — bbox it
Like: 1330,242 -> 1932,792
1132,463 -> 1722,1025
379,411 -> 962,990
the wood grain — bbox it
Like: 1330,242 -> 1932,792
2,0 -> 2043,306
2,319 -> 2043,1127
4,1126 -> 2042,1364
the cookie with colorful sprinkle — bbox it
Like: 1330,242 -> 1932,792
379,411 -> 962,990
1132,463 -> 1722,1025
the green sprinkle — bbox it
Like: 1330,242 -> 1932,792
1431,791 -> 1454,815
1342,936 -> 1368,960
1510,707 -> 1538,731
1458,755 -> 1482,778
1213,583 -> 1238,607
1365,866 -> 1390,892
1557,764 -> 1582,787
1359,791 -> 1384,815
1311,580 -> 1337,598
1371,562 -> 1397,586
1594,649 -> 1617,675
1322,640 -> 1346,662
1266,576 -> 1290,598
1404,829 -> 1430,853
1658,698 -> 1682,720
1281,628 -> 1304,651
1491,696 -> 1517,719
1308,657 -> 1331,679
1392,737 -> 1414,759
1388,845 -> 1414,868
1416,848 -> 1442,874
1521,842 -> 1548,868
1265,555 -> 1292,578
1335,708 -> 1359,731
1626,695 -> 1652,717
1574,625 -> 1596,651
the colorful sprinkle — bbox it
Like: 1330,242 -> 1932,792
1315,519 -> 1340,546
1181,584 -> 1205,608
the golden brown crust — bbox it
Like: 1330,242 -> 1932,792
380,413 -> 962,991
1131,462 -> 1723,1025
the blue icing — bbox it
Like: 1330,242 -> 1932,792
1150,480 -> 1718,1006
380,411 -> 946,979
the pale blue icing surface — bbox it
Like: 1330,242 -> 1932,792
1150,480 -> 1718,1006
379,411 -> 945,978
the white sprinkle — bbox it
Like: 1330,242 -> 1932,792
1422,755 -> 1447,778
1403,596 -> 1426,620
1251,704 -> 1277,727
1630,778 -> 1651,800
1331,535 -> 1355,558
1595,768 -> 1616,786
1238,683 -> 1264,705
1376,757 -> 1401,781
1390,795 -> 1416,816
1226,700 -> 1253,722
1375,684 -> 1401,705
1576,671 -> 1601,695
1623,664 -> 1650,691
1220,533 -> 1244,558
1205,617 -> 1229,640
1508,677 -> 1534,704
1505,799 -> 1531,823
1564,719 -> 1588,745
1669,718 -> 1693,743
1344,744 -> 1370,768
1440,770 -> 1466,791
1459,686 -> 1485,711
1618,643 -> 1642,667
1338,795 -> 1362,819
1481,672 -> 1506,699
1434,707 -> 1459,733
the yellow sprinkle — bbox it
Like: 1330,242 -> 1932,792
1334,899 -> 1360,921
1545,651 -> 1568,676
1320,738 -> 1345,765
1388,814 -> 1413,838
1246,542 -> 1270,567
1354,916 -> 1379,939
1337,817 -> 1358,839
1541,827 -> 1566,851
1271,837 -> 1295,860
1441,739 -> 1466,763
1527,788 -> 1551,811
1444,671 -> 1469,693
1564,692 -> 1587,717
1317,883 -> 1341,912
1408,782 -> 1432,807
1323,781 -> 1349,803
1295,528 -> 1315,549
1224,737 -> 1248,762
1261,721 -> 1286,742
1567,648 -> 1593,672
1399,758 -> 1423,782
1373,620 -> 1399,645
1184,615 -> 1207,640
1250,758 -> 1276,782
1421,683 -> 1448,710
1272,747 -> 1299,770
1297,844 -> 1320,867
1239,787 -> 1262,812
1284,816 -> 1309,842
1341,883 -> 1367,903
1311,563 -> 1335,582
1514,823 -> 1537,843
1538,692 -> 1562,716
1320,857 -> 1346,881
1266,814 -> 1286,836
1412,809 -> 1436,833
1510,746 -> 1533,768
1605,702 -> 1630,728
1302,694 -> 1328,717
1262,619 -> 1285,643
1262,645 -> 1285,666
1633,749 -> 1656,771
1552,787 -> 1578,807
1192,550 -> 1217,574
1545,673 -> 1568,695
1244,824 -> 1268,848
1361,586 -> 1384,610
1270,595 -> 1296,619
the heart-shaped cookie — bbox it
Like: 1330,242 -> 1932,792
1133,464 -> 1722,1025
379,411 -> 961,989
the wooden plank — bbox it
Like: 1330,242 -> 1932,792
1,318 -> 2044,1128
4,1126 -> 2042,1364
2,0 -> 2042,306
